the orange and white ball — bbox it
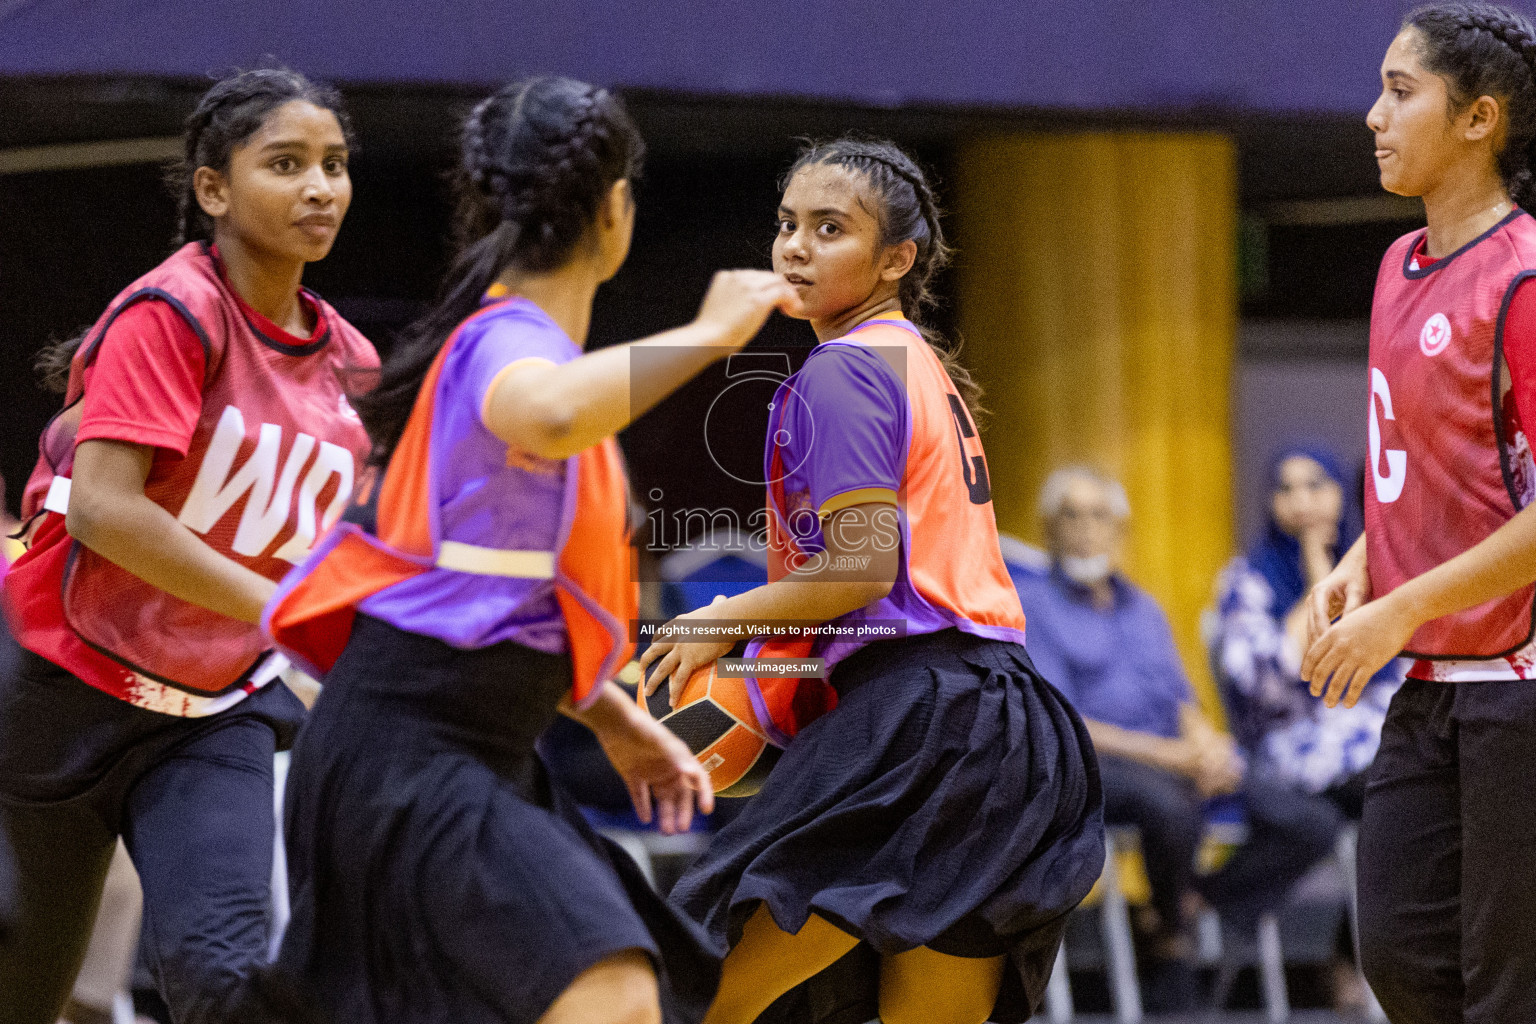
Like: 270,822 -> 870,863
640,661 -> 780,797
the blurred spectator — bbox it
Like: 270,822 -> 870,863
1014,466 -> 1337,1010
1212,446 -> 1399,806
1211,446 -> 1401,1013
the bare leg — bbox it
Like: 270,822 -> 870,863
537,949 -> 661,1024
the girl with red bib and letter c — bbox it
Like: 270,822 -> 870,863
1303,5 -> 1536,1020
642,140 -> 1105,1024
0,70 -> 376,1023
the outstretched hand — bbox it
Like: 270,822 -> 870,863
595,706 -> 715,834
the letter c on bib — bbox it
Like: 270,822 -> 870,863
1369,368 -> 1407,503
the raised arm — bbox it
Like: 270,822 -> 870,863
484,270 -> 800,460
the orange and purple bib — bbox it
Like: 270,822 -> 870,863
265,297 -> 636,707
747,316 -> 1027,744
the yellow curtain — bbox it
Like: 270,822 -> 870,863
953,132 -> 1237,721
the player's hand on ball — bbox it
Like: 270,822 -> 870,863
639,638 -> 735,707
596,704 -> 716,834
1303,594 -> 1417,710
639,597 -> 735,707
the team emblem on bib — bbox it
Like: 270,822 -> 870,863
1420,312 -> 1451,356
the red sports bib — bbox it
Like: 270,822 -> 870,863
1366,211 -> 1536,659
6,243 -> 376,707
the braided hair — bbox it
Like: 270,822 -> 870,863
1407,3 -> 1536,204
36,67 -> 353,392
354,77 -> 644,462
783,139 -> 982,416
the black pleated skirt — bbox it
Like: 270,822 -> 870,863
269,614 -> 720,1024
669,629 -> 1105,1022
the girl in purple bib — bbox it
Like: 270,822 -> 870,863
267,78 -> 800,1024
644,140 -> 1103,1024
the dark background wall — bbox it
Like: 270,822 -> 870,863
0,74 -> 1420,530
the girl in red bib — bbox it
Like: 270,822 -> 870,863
1303,5 -> 1536,1020
642,140 -> 1104,1024
262,78 -> 800,1024
0,70 -> 376,1023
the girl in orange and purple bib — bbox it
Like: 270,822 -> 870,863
263,78 -> 801,1024
642,140 -> 1105,1024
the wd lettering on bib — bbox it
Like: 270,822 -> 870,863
178,405 -> 354,563
9,242 -> 376,702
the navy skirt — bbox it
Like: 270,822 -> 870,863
669,629 -> 1105,1023
269,615 -> 720,1024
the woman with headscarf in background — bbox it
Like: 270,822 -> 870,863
1211,446 -> 1401,1013
1214,447 -> 1401,811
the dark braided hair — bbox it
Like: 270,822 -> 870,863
783,139 -> 982,416
353,77 -> 644,463
1407,3 -> 1536,204
36,67 -> 353,392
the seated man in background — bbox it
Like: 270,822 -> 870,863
1013,466 -> 1338,1010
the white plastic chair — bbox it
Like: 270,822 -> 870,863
1100,827 -> 1145,1023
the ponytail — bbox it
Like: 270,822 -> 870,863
352,77 -> 644,464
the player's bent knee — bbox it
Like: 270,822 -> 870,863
538,949 -> 661,1024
